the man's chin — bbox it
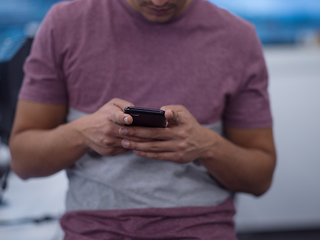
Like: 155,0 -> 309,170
143,14 -> 174,23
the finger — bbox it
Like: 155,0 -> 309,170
121,139 -> 176,152
123,136 -> 153,142
104,121 -> 151,142
108,98 -> 135,125
161,107 -> 180,126
112,110 -> 133,126
119,126 -> 171,141
109,106 -> 133,126
92,136 -> 125,149
133,150 -> 184,163
88,135 -> 131,156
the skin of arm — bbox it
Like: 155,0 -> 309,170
119,105 -> 276,196
9,98 -> 136,180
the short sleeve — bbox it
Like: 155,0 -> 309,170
223,29 -> 272,129
19,4 -> 67,104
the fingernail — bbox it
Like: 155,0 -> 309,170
124,117 -> 130,125
133,150 -> 140,154
122,140 -> 130,148
120,128 -> 128,136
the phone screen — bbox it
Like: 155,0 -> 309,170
124,107 -> 167,128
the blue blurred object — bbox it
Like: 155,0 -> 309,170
0,0 -> 61,28
0,0 -> 320,48
208,0 -> 320,44
0,0 -> 63,62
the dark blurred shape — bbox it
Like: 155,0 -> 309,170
0,37 -> 33,144
0,163 -> 9,206
0,138 -> 10,205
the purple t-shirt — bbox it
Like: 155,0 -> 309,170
19,0 -> 272,239
20,0 -> 272,128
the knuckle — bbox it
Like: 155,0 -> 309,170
177,130 -> 187,139
104,127 -> 114,136
178,142 -> 188,151
111,98 -> 120,104
103,138 -> 114,147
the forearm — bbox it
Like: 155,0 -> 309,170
10,121 -> 88,179
10,98 -> 135,180
200,130 -> 276,196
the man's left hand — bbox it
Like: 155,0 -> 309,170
119,105 -> 214,163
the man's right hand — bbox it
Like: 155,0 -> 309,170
9,98 -> 135,179
74,98 -> 135,156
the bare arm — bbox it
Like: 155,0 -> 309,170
199,127 -> 276,196
9,99 -> 134,179
118,105 -> 276,196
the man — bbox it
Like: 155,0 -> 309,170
9,0 -> 276,239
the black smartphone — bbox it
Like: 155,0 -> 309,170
124,107 -> 167,128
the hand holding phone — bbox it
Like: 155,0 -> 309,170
124,107 -> 167,128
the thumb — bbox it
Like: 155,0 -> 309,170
161,107 -> 181,126
109,98 -> 134,125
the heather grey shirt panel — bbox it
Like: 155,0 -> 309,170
65,108 -> 231,212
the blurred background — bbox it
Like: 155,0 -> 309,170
1,0 -> 320,239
